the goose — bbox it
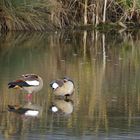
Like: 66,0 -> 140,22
50,77 -> 74,97
8,74 -> 43,100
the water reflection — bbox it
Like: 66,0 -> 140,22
8,102 -> 42,118
0,30 -> 140,139
50,98 -> 74,116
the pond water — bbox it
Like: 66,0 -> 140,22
0,30 -> 140,140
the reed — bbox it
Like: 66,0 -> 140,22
0,0 -> 140,31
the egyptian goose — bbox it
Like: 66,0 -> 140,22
8,74 -> 43,100
50,77 -> 74,97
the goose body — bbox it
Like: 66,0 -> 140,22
50,77 -> 74,97
8,74 -> 43,94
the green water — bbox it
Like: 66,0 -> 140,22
0,31 -> 140,140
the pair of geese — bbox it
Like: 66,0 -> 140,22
8,74 -> 74,116
8,74 -> 74,99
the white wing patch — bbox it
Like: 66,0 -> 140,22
51,106 -> 58,112
26,80 -> 39,86
52,82 -> 59,89
25,110 -> 39,117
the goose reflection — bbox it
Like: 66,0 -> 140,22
50,77 -> 74,98
8,74 -> 43,100
50,98 -> 74,115
8,102 -> 42,118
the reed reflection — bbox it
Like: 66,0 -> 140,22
0,30 -> 140,139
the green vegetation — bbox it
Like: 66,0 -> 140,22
0,0 -> 140,31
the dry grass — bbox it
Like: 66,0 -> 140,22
0,0 -> 140,31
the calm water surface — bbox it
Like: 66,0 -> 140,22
0,31 -> 140,140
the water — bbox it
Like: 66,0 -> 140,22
0,30 -> 140,140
